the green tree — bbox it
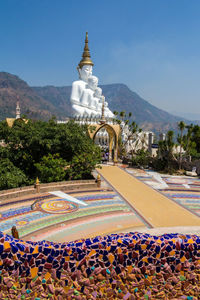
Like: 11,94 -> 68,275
185,124 -> 193,155
156,130 -> 177,172
67,147 -> 101,180
131,149 -> 151,168
177,121 -> 185,169
123,121 -> 143,156
112,111 -> 142,158
166,130 -> 175,160
190,125 -> 200,155
0,118 -> 102,185
35,154 -> 67,183
0,158 -> 28,190
119,111 -> 126,121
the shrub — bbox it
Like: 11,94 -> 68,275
35,154 -> 67,183
0,158 -> 28,190
131,149 -> 151,168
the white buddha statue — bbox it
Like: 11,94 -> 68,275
94,87 -> 114,119
70,32 -> 94,117
93,87 -> 103,117
70,32 -> 114,119
71,65 -> 93,116
104,100 -> 114,118
80,75 -> 99,116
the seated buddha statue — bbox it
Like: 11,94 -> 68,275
70,32 -> 114,119
70,64 -> 93,117
104,101 -> 114,118
80,75 -> 99,116
93,87 -> 103,117
70,32 -> 94,117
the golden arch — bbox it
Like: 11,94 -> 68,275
88,123 -> 121,162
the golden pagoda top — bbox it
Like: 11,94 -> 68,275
78,32 -> 94,68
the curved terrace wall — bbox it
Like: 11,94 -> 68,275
0,179 -> 97,203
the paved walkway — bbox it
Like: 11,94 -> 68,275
97,166 -> 200,227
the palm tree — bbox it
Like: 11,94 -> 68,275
130,121 -> 138,134
128,112 -> 132,118
185,124 -> 193,156
125,119 -> 129,125
178,121 -> 185,169
119,111 -> 126,121
166,130 -> 175,168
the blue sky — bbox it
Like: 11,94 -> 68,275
0,0 -> 200,116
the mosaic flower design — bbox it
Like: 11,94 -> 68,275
33,198 -> 78,214
16,220 -> 29,226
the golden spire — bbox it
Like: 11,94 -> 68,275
78,32 -> 94,68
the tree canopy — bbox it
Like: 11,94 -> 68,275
0,118 -> 101,189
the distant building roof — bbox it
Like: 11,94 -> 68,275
6,118 -> 28,128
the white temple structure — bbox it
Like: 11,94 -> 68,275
68,33 -> 157,158
70,32 -> 114,119
16,101 -> 21,119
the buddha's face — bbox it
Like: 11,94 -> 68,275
88,76 -> 98,91
79,65 -> 93,82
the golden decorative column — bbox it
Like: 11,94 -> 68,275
96,174 -> 101,187
35,177 -> 40,193
108,132 -> 114,162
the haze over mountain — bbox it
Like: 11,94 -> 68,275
0,72 -> 195,133
170,111 -> 200,122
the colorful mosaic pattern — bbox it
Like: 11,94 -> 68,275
0,231 -> 199,298
32,198 -> 78,214
0,190 -> 146,241
127,168 -> 200,217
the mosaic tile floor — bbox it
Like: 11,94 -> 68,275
1,168 -> 199,243
126,168 -> 200,218
0,188 -> 147,242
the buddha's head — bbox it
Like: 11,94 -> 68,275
94,87 -> 102,98
78,65 -> 93,82
88,75 -> 98,91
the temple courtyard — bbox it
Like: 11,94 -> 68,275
1,166 -> 200,298
1,165 -> 200,242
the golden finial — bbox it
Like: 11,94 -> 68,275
36,177 -> 40,185
78,32 -> 94,69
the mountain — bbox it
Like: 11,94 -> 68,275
0,72 -> 61,120
33,83 -> 187,132
0,72 -> 192,132
99,84 -> 188,132
33,85 -> 73,117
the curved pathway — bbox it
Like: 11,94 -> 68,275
97,166 -> 200,227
